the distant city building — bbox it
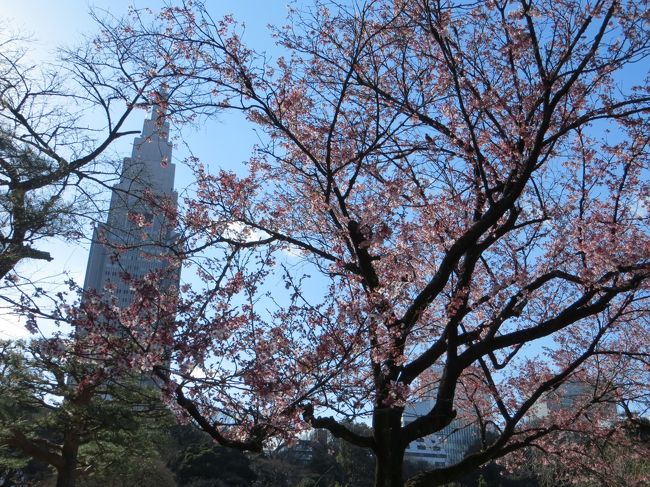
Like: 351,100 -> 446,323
276,438 -> 325,465
531,380 -> 618,426
403,396 -> 480,468
310,428 -> 329,446
83,103 -> 179,308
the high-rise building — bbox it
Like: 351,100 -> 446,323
530,380 -> 618,427
403,396 -> 480,468
83,103 -> 179,309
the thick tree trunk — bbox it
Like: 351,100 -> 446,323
55,466 -> 76,487
55,434 -> 79,487
374,408 -> 406,487
55,462 -> 77,487
375,446 -> 405,487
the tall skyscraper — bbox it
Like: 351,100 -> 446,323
403,395 -> 479,468
83,103 -> 179,309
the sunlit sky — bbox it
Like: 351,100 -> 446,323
0,1 -> 293,337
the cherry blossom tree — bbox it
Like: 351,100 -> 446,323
99,1 -> 650,486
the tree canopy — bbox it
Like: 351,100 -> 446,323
79,1 -> 649,486
0,339 -> 171,487
5,1 -> 650,487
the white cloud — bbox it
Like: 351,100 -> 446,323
190,366 -> 207,379
225,222 -> 307,259
224,221 -> 270,243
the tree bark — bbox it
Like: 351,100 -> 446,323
374,408 -> 406,487
375,448 -> 405,487
55,432 -> 79,487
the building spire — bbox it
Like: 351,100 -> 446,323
140,90 -> 171,146
150,89 -> 169,124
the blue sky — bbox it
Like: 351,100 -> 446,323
0,1 -> 294,337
